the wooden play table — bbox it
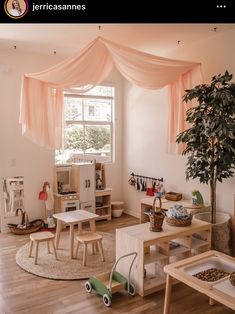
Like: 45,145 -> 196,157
53,210 -> 99,259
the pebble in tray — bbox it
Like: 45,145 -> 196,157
193,268 -> 230,282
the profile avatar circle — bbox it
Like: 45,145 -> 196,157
4,0 -> 28,19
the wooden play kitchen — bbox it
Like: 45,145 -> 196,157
53,163 -> 112,221
116,218 -> 211,296
163,250 -> 235,313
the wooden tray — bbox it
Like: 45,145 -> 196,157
165,192 -> 182,201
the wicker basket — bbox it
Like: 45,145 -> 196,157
7,219 -> 44,235
149,212 -> 165,232
165,192 -> 182,201
166,216 -> 192,227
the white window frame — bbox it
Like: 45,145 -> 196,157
60,84 -> 115,164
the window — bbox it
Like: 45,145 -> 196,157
55,85 -> 115,164
88,105 -> 95,117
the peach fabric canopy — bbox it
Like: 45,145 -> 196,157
19,36 -> 202,153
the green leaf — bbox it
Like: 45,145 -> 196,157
176,70 -> 235,217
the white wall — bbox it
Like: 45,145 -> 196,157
0,49 -> 123,231
0,50 -> 58,230
105,70 -> 124,201
123,28 -> 235,218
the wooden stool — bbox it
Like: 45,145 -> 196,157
28,231 -> 58,265
75,233 -> 105,266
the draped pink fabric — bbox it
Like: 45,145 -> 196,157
167,65 -> 202,153
19,36 -> 202,152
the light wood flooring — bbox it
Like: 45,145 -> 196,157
0,214 -> 234,314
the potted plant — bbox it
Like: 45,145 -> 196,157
176,71 -> 235,252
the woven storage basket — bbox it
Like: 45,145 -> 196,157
149,212 -> 165,232
166,216 -> 192,227
8,219 -> 44,235
165,192 -> 182,201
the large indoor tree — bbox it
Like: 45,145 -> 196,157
176,71 -> 235,224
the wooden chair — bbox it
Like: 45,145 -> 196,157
75,233 -> 105,266
28,231 -> 58,265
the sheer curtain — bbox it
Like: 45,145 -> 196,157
20,37 -> 202,152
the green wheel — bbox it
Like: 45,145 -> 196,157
128,283 -> 135,296
103,294 -> 112,307
85,281 -> 92,293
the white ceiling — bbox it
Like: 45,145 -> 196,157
0,24 -> 235,57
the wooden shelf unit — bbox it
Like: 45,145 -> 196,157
95,188 -> 112,221
140,197 -> 210,224
116,219 -> 211,297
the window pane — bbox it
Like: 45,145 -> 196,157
64,96 -> 82,121
65,124 -> 85,151
84,125 -> 111,162
84,86 -> 114,97
84,99 -> 112,122
55,124 -> 111,163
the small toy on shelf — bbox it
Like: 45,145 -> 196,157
192,190 -> 204,205
96,172 -> 103,190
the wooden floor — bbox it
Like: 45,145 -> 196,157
0,214 -> 234,314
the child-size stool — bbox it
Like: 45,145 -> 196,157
75,233 -> 105,266
28,231 -> 58,265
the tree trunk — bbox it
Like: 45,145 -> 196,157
210,179 -> 217,224
210,139 -> 216,224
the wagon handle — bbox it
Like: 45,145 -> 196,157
108,252 -> 137,293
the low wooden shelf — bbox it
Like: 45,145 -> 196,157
95,188 -> 112,221
140,197 -> 210,223
116,218 -> 211,297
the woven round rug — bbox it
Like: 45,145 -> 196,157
16,231 -> 115,280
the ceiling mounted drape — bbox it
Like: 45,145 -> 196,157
19,36 -> 202,153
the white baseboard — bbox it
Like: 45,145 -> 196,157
124,209 -> 140,219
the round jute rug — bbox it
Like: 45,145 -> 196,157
16,231 -> 115,280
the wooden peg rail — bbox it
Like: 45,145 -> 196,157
130,172 -> 163,182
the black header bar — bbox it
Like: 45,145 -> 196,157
0,0 -> 235,23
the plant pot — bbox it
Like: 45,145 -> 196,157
194,212 -> 232,255
149,212 -> 165,232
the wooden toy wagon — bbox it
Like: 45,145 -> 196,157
85,252 -> 137,307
